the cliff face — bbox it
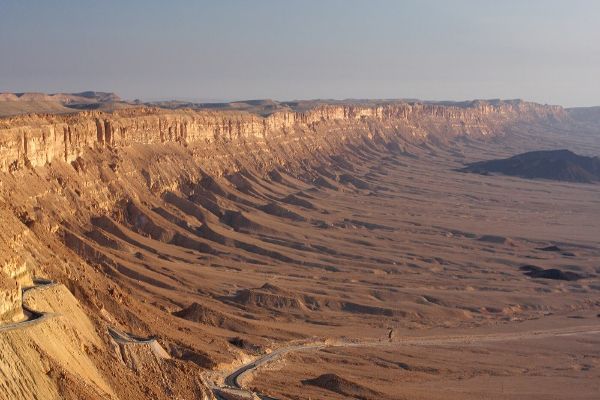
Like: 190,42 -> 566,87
0,101 -> 564,173
0,273 -> 22,322
0,99 -> 574,400
0,99 -> 565,319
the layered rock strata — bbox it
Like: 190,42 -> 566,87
0,100 -> 565,322
0,101 -> 564,173
0,99 -> 572,399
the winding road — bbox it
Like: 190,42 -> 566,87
211,324 -> 600,400
0,279 -> 56,333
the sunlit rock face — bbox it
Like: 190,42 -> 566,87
0,100 -> 564,172
0,98 -> 588,400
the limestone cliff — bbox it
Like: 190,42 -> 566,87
0,100 -> 564,173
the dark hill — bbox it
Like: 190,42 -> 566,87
301,373 -> 382,400
461,149 -> 600,183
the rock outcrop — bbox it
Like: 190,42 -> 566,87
0,274 -> 22,322
461,149 -> 600,183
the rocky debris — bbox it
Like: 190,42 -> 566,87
301,373 -> 383,400
109,327 -> 171,372
173,302 -> 253,332
167,343 -> 215,368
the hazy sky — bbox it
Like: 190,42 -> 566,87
1,0 -> 599,106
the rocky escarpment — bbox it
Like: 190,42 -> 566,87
0,100 -> 564,173
0,99 -> 565,322
0,99 -> 569,400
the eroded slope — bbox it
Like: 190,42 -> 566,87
0,100 -> 597,399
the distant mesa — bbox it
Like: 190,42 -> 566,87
567,106 -> 600,128
461,149 -> 600,183
0,91 -> 125,117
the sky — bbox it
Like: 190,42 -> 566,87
0,0 -> 599,106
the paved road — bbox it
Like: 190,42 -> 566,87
225,343 -> 326,389
0,280 -> 56,333
212,324 -> 600,400
108,326 -> 157,344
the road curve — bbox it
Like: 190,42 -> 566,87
0,279 -> 57,333
108,327 -> 158,344
212,324 -> 600,400
225,343 -> 325,389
